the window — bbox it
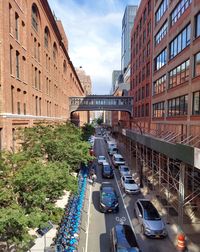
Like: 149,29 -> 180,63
141,104 -> 145,117
169,24 -> 190,60
143,8 -> 147,24
17,102 -> 20,114
143,30 -> 146,43
39,98 -> 41,116
10,45 -> 13,74
154,48 -> 167,71
193,91 -> 200,115
145,103 -> 149,116
147,21 -> 151,35
153,102 -> 165,117
195,13 -> 200,38
142,87 -> 145,99
9,4 -> 12,34
155,21 -> 168,45
147,41 -> 150,56
153,75 -> 166,95
38,71 -> 41,90
146,62 -> 150,76
44,27 -> 49,48
11,86 -> 14,113
53,43 -> 57,61
34,67 -> 37,88
16,51 -> 20,78
38,43 -> 40,62
32,4 -> 39,31
155,0 -> 168,24
171,0 -> 191,26
24,103 -> 26,115
34,38 -> 37,59
194,52 -> 200,77
142,67 -> 145,80
146,84 -> 149,97
168,95 -> 188,116
148,0 -> 151,14
15,12 -> 19,40
169,59 -> 190,88
35,96 -> 38,116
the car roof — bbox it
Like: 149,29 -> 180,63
138,199 -> 154,209
113,154 -> 123,158
98,155 -> 105,158
102,162 -> 110,166
114,224 -> 139,249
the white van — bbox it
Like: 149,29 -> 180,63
112,154 -> 125,167
107,141 -> 117,155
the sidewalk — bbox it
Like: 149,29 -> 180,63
117,139 -> 200,252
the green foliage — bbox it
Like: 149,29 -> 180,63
81,123 -> 95,141
96,117 -> 103,125
0,122 -> 90,249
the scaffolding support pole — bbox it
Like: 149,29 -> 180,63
178,163 -> 185,226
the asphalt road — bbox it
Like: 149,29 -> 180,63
86,134 -> 176,252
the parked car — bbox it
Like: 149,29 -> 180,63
119,165 -> 131,177
110,224 -> 141,252
121,176 -> 140,194
134,199 -> 167,238
102,163 -> 114,178
99,182 -> 119,213
112,154 -> 125,167
97,155 -> 107,165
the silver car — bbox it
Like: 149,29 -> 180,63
121,176 -> 140,194
134,199 -> 167,238
119,165 -> 131,177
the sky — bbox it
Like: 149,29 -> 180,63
48,0 -> 140,95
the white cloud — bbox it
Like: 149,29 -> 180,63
48,0 -> 139,94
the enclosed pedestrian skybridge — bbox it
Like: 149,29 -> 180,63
69,95 -> 133,116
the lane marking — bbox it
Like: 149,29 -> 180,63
85,184 -> 92,252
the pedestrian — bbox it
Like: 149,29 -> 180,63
91,173 -> 97,186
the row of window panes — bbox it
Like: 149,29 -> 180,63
193,91 -> 200,115
155,0 -> 168,24
169,24 -> 190,60
134,103 -> 149,117
154,48 -> 167,71
153,102 -> 165,117
153,91 -> 200,117
194,52 -> 200,77
135,84 -> 149,101
168,95 -> 188,116
153,75 -> 166,95
171,0 -> 191,26
196,13 -> 200,38
155,21 -> 168,45
169,59 -> 190,88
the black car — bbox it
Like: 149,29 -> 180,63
99,182 -> 119,213
110,224 -> 141,252
102,163 -> 114,178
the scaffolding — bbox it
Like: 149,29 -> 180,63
120,133 -> 200,225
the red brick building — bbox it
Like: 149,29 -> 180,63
129,0 -> 153,132
152,0 -> 200,143
0,0 -> 87,150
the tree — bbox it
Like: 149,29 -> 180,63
81,123 -> 95,141
96,117 -> 103,125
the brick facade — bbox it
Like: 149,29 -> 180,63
0,0 -> 86,150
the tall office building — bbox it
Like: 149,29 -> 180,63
121,5 -> 138,73
0,0 -> 86,149
112,70 -> 121,93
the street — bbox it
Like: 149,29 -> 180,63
86,135 -> 176,252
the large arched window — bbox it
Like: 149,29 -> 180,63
53,42 -> 57,61
32,4 -> 39,31
44,26 -> 50,48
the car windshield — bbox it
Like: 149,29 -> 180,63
104,166 -> 111,171
144,208 -> 161,220
125,179 -> 135,184
116,158 -> 124,162
102,192 -> 115,200
99,156 -> 105,160
122,167 -> 129,172
117,248 -> 139,252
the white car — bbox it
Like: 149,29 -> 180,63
97,155 -> 107,164
121,176 -> 140,194
119,165 -> 131,177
